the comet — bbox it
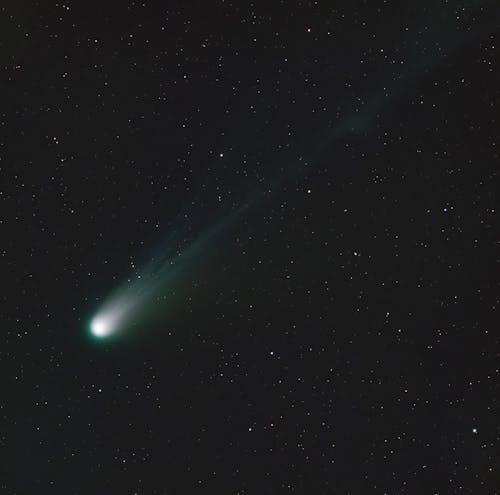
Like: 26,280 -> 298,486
88,204 -> 249,339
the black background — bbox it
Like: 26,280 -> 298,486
2,1 -> 499,493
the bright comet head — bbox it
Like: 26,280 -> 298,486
90,316 -> 114,338
89,298 -> 135,339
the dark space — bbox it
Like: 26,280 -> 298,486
1,1 -> 499,493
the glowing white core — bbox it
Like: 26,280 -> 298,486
91,317 -> 114,337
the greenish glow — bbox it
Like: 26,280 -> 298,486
90,315 -> 113,338
89,205 -> 249,338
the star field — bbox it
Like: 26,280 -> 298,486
1,1 -> 499,493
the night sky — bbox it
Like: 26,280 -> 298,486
2,1 -> 499,493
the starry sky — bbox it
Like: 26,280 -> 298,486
2,1 -> 499,493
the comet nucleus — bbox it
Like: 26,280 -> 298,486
90,315 -> 114,338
